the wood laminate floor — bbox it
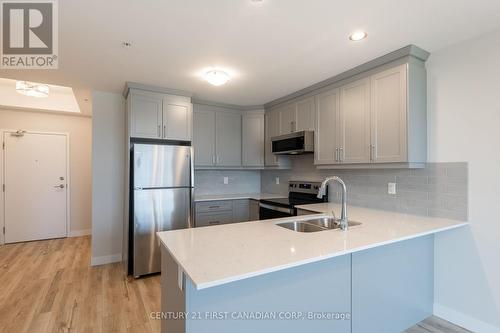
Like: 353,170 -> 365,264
0,236 -> 472,333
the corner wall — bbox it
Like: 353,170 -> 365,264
91,91 -> 125,265
427,29 -> 500,331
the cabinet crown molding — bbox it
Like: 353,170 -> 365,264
264,44 -> 430,109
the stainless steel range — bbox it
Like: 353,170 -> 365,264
259,181 -> 328,220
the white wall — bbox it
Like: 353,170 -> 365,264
0,108 -> 92,236
91,91 -> 125,265
428,29 -> 500,332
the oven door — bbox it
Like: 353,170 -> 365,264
259,203 -> 295,220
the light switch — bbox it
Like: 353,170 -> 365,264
275,177 -> 280,185
223,177 -> 229,185
388,183 -> 397,195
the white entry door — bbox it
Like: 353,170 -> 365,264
3,131 -> 68,243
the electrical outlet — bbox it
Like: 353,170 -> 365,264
388,182 -> 397,195
275,177 -> 280,185
223,177 -> 229,185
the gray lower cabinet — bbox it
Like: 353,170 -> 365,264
233,200 -> 250,222
249,199 -> 260,221
195,199 -> 255,227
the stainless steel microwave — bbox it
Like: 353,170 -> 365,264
271,130 -> 314,155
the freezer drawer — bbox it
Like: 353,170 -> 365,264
133,144 -> 192,188
133,188 -> 192,276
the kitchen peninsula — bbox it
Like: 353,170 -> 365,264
157,204 -> 467,333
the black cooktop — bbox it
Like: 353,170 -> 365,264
260,197 -> 325,209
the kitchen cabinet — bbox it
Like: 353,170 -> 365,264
314,88 -> 340,165
339,78 -> 371,164
249,199 -> 260,221
233,200 -> 250,222
242,113 -> 264,167
264,110 -> 291,168
313,62 -> 426,167
295,96 -> 316,131
370,64 -> 408,163
277,97 -> 315,135
278,103 -> 296,134
195,199 -> 254,227
194,105 -> 265,169
193,110 -> 216,167
129,91 -> 163,139
216,112 -> 242,167
129,90 -> 192,141
162,97 -> 192,141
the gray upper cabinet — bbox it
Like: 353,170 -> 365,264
265,109 -> 291,168
193,109 -> 216,167
163,98 -> 192,141
370,64 -> 408,163
339,78 -> 371,164
216,112 -> 242,167
312,61 -> 426,168
129,89 -> 193,141
314,88 -> 340,165
278,103 -> 296,134
242,112 -> 264,167
276,98 -> 316,135
130,92 -> 163,139
295,96 -> 316,131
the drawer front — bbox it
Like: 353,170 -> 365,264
195,211 -> 233,227
196,200 -> 233,213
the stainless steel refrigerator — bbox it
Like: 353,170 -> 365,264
131,143 -> 193,277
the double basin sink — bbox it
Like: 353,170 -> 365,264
277,217 -> 362,233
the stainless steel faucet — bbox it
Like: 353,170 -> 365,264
317,176 -> 348,231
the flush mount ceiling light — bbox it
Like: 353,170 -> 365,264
16,81 -> 49,97
204,70 -> 230,86
349,31 -> 368,41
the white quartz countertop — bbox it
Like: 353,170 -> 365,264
194,193 -> 285,202
157,204 -> 468,290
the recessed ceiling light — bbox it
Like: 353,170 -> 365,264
16,81 -> 49,98
204,70 -> 230,86
349,31 -> 368,41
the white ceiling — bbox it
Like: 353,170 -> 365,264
1,0 -> 500,106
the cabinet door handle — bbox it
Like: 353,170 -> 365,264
339,147 -> 344,162
370,145 -> 375,161
216,155 -> 220,165
209,206 -> 220,209
158,125 -> 161,138
163,124 -> 166,138
335,148 -> 339,162
209,221 -> 220,225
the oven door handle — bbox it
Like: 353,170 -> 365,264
259,203 -> 294,215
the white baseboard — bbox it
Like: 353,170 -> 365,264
434,303 -> 500,333
68,228 -> 91,237
91,253 -> 122,266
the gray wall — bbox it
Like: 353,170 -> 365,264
195,170 -> 261,196
91,91 -> 125,265
261,155 -> 468,221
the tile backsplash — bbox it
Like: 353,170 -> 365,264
261,155 -> 468,221
195,170 -> 261,196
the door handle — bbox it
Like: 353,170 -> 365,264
163,124 -> 166,138
53,184 -> 65,189
370,145 -> 375,161
158,125 -> 161,138
208,221 -> 220,225
335,148 -> 339,162
339,147 -> 344,162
